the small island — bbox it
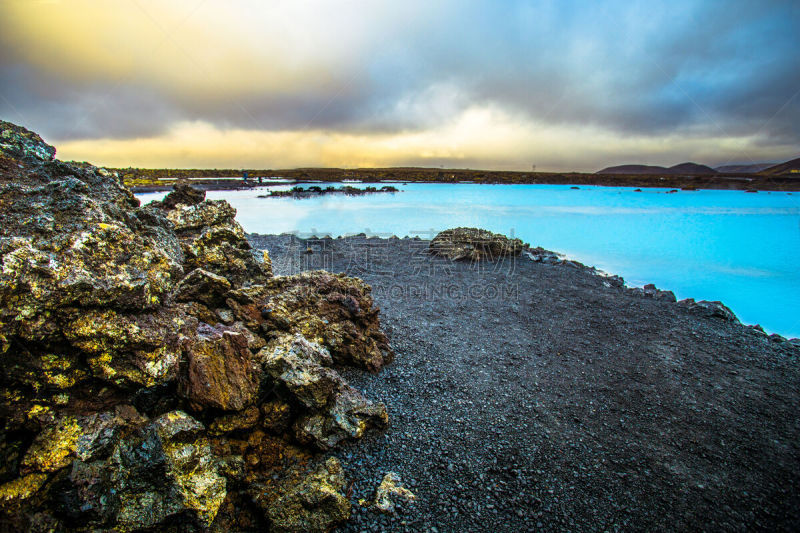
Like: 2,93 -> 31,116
260,185 -> 399,198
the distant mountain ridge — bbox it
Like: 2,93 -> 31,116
596,164 -> 668,175
598,157 -> 800,176
759,157 -> 800,176
669,162 -> 718,175
714,163 -> 774,173
597,162 -> 717,175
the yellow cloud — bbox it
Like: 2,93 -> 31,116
0,0 -> 376,99
53,106 -> 791,172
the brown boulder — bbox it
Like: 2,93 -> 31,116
180,326 -> 259,411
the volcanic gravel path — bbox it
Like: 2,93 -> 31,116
248,233 -> 800,532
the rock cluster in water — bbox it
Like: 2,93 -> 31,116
429,227 -> 527,261
0,120 -> 393,531
262,185 -> 399,198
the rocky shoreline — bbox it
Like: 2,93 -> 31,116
248,232 -> 800,531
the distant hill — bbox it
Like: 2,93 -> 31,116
596,164 -> 670,175
669,162 -> 717,175
759,157 -> 800,176
597,162 -> 717,175
715,163 -> 774,173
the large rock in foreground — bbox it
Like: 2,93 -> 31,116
429,227 -> 526,261
0,121 -> 393,532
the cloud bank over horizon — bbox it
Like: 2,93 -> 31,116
1,0 -> 798,171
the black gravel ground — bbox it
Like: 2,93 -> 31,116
248,233 -> 800,532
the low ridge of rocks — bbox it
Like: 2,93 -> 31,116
0,120 -> 395,532
429,227 -> 527,261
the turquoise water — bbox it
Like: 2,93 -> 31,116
137,183 -> 800,338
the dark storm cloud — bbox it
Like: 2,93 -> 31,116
0,64 -> 181,140
431,0 -> 800,141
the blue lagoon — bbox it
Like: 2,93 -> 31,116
138,183 -> 800,338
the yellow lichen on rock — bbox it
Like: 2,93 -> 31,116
21,416 -> 82,473
64,307 -> 189,386
261,457 -> 351,533
0,473 -> 49,504
262,249 -> 273,277
162,436 -> 227,527
39,353 -> 85,389
260,400 -> 293,434
208,405 -> 261,436
152,411 -> 228,528
26,403 -> 50,421
166,201 -> 237,231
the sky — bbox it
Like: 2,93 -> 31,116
0,0 -> 798,172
